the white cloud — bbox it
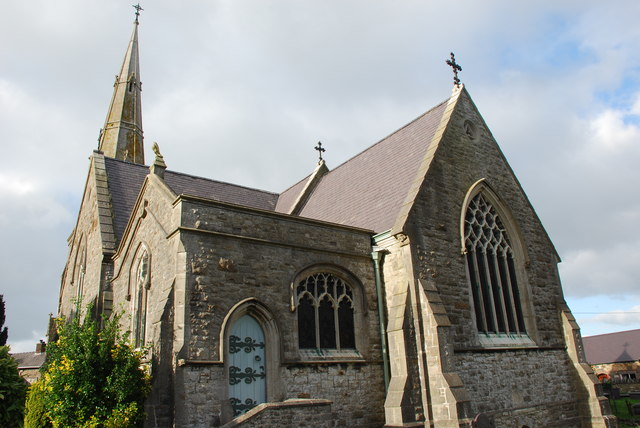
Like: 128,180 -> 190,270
560,243 -> 640,298
0,174 -> 35,196
594,305 -> 640,326
587,107 -> 640,153
7,330 -> 46,354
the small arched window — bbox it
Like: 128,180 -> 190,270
133,250 -> 150,347
296,273 -> 355,350
464,192 -> 526,336
76,245 -> 87,303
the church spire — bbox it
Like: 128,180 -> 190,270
98,7 -> 144,164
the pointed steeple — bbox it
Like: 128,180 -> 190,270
98,10 -> 144,164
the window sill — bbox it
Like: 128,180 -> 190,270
297,348 -> 363,362
477,333 -> 536,348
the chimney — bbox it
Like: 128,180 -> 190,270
35,340 -> 46,354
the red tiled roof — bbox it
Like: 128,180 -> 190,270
583,329 -> 640,364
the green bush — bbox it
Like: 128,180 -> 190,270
31,310 -> 150,428
0,345 -> 27,427
23,379 -> 52,428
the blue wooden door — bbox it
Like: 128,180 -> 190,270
228,315 -> 266,417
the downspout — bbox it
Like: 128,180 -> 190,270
371,248 -> 390,391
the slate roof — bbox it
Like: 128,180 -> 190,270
281,99 -> 449,232
583,329 -> 640,364
11,351 -> 46,369
103,157 -> 278,243
104,158 -> 149,240
101,94 -> 451,245
276,174 -> 311,213
164,170 -> 277,212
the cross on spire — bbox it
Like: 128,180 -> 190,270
446,52 -> 462,87
314,141 -> 326,162
133,3 -> 144,24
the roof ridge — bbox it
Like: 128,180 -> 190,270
104,156 -> 149,168
583,328 -> 640,338
165,169 -> 279,196
324,97 -> 451,175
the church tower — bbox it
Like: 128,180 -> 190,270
98,7 -> 144,164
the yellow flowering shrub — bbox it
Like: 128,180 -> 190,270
24,309 -> 150,427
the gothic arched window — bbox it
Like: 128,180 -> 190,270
76,245 -> 86,303
72,241 -> 87,317
296,273 -> 356,350
464,192 -> 526,336
133,250 -> 150,347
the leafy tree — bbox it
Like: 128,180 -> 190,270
0,345 -> 27,427
0,294 -> 9,346
33,311 -> 150,428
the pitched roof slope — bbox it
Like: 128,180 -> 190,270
583,329 -> 640,364
103,158 -> 149,241
276,174 -> 311,213
103,157 -> 278,242
164,170 -> 278,211
11,351 -> 46,369
286,98 -> 449,232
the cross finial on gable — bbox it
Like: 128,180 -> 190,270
446,52 -> 462,87
133,3 -> 144,24
315,141 -> 326,162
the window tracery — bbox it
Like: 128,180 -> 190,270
296,273 -> 355,350
464,193 -> 526,335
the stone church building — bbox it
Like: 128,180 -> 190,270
56,14 -> 615,428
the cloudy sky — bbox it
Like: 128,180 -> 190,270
2,1 -> 639,352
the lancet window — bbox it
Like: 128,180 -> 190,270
464,193 -> 526,335
296,273 -> 355,350
133,250 -> 150,347
72,243 -> 87,316
76,246 -> 86,302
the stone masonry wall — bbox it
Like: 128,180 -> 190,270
454,349 -> 580,424
111,175 -> 178,350
282,363 -> 385,427
222,399 -> 334,428
175,198 -> 385,427
59,158 -> 110,319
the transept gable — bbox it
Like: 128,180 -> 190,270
448,88 -> 560,259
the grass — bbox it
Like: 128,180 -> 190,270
609,397 -> 640,427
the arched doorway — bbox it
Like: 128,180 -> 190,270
228,315 -> 266,417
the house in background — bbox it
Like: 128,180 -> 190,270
11,340 -> 47,385
584,329 -> 640,385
